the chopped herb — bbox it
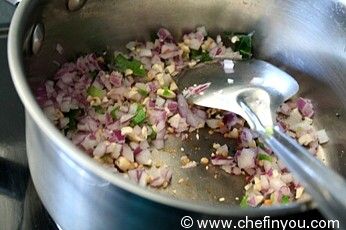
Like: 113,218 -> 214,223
64,109 -> 83,132
148,125 -> 157,140
240,195 -> 248,208
190,48 -> 212,62
233,33 -> 253,59
93,105 -> 105,114
87,85 -> 105,98
110,106 -> 119,119
258,153 -> 272,162
163,87 -> 172,97
281,195 -> 290,204
270,193 -> 276,204
256,140 -> 266,149
114,54 -> 147,77
265,126 -> 274,137
131,105 -> 146,125
157,87 -> 176,99
137,88 -> 149,97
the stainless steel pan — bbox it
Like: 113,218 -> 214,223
7,0 -> 346,229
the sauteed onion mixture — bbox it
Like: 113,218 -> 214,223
36,27 -> 329,207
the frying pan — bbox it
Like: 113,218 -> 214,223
7,0 -> 346,229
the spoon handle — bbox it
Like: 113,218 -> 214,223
262,126 -> 346,227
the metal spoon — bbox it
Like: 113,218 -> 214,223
177,59 -> 346,225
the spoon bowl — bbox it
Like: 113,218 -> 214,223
177,59 -> 346,227
177,60 -> 299,129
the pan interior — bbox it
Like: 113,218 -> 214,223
22,0 -> 346,207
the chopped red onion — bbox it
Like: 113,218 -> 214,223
157,28 -> 173,42
168,114 -> 181,129
297,97 -> 314,118
149,166 -> 172,188
128,168 -> 148,187
93,141 -> 108,157
77,117 -> 99,132
278,103 -> 291,116
139,140 -> 149,150
148,109 -> 167,125
135,149 -> 152,165
260,175 -> 270,190
120,114 -> 135,123
240,128 -> 254,146
269,177 -> 286,191
177,94 -> 190,118
38,27 -> 325,206
107,142 -> 122,159
122,144 -> 134,162
155,96 -> 166,108
71,132 -> 88,145
152,139 -> 164,150
223,112 -> 238,129
237,148 -> 256,169
80,134 -> 98,151
193,108 -> 207,120
139,48 -> 152,57
281,173 -> 294,184
166,100 -> 178,113
109,71 -> 123,87
211,156 -> 234,166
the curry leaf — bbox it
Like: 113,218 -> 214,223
233,33 -> 253,59
190,48 -> 212,62
64,109 -> 83,131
